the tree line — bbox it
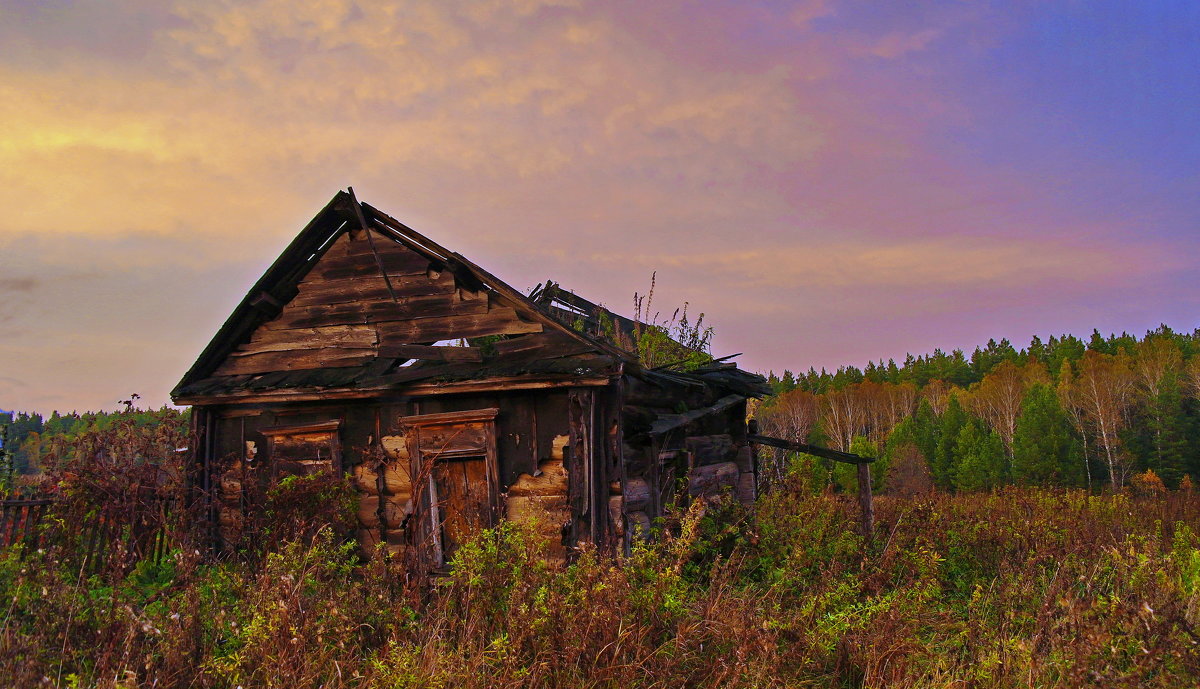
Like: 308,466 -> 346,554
0,407 -> 189,478
756,325 -> 1200,492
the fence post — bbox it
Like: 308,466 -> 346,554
857,461 -> 874,540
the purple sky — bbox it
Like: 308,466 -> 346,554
1,0 -> 1198,412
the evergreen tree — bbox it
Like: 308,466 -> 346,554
1046,334 -> 1087,377
970,338 -> 1019,379
1027,335 -> 1047,367
1012,383 -> 1083,486
766,371 -> 782,394
933,395 -> 968,490
1140,375 -> 1190,486
780,369 -> 797,393
952,418 -> 1007,491
885,359 -> 901,384
911,399 -> 940,464
1128,337 -> 1190,486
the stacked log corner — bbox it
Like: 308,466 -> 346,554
505,433 -> 571,564
353,434 -> 412,560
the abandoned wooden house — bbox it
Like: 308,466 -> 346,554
172,189 -> 775,567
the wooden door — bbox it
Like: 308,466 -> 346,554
431,455 -> 490,562
399,408 -> 500,569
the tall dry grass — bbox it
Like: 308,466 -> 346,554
3,415 -> 1200,687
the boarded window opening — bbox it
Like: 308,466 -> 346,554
261,420 -> 342,478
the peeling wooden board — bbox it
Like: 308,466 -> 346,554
227,345 -> 376,360
378,344 -> 482,363
216,348 -> 375,376
419,423 -> 489,455
310,242 -> 431,277
294,272 -> 458,307
248,324 -> 377,346
492,331 -> 593,357
265,292 -> 488,330
235,338 -> 377,357
337,231 -> 414,257
314,248 -> 425,271
375,308 -> 543,342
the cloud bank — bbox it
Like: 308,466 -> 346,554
0,0 -> 1196,410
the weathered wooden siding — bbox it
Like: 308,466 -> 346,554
214,231 -> 543,377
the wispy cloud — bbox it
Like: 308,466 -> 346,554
0,277 -> 36,293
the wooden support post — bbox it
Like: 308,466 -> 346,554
567,390 -> 591,550
200,408 -> 218,553
857,461 -> 874,540
747,418 -> 760,494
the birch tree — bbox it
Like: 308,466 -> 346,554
1068,351 -> 1137,488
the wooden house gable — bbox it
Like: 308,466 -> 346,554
173,191 -> 628,404
214,230 -> 543,377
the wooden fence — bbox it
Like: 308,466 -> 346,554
0,498 -> 53,549
0,495 -> 178,570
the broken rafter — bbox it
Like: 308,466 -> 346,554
347,186 -> 400,304
649,394 -> 745,436
651,352 -> 743,372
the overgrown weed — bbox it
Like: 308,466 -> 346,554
4,417 -> 1200,687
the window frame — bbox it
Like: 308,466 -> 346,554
259,419 -> 343,479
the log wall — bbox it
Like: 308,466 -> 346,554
198,386 -> 592,562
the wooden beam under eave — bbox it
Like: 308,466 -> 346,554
172,374 -> 616,406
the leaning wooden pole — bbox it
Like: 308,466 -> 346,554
856,461 -> 874,540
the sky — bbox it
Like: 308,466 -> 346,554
1,0 -> 1198,413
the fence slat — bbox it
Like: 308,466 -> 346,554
0,496 -> 176,570
0,498 -> 52,548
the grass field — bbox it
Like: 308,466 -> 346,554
3,472 -> 1200,688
